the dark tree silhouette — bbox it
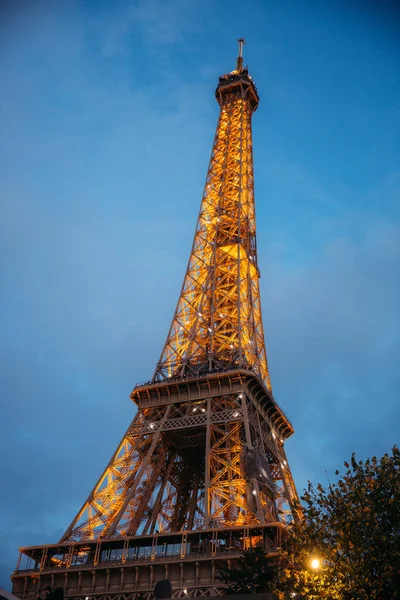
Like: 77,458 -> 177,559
218,546 -> 277,595
279,446 -> 400,599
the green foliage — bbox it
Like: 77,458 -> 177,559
279,446 -> 400,599
218,546 -> 277,594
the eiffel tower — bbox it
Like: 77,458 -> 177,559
11,40 -> 298,600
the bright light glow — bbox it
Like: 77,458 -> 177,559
252,490 -> 257,495
272,432 -> 276,439
208,327 -> 212,332
201,408 -> 206,413
192,408 -> 197,412
149,423 -> 155,429
183,590 -> 188,595
238,394 -> 243,399
311,558 -> 321,570
233,412 -> 239,417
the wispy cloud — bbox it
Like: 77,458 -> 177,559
261,172 -> 400,487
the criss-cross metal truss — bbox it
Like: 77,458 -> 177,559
61,373 -> 297,542
153,59 -> 271,391
12,42 -> 300,600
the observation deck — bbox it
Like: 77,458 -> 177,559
215,68 -> 259,111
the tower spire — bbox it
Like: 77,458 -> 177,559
236,37 -> 246,71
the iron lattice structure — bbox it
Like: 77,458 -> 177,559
61,375 -> 296,542
12,41 -> 299,600
154,62 -> 270,391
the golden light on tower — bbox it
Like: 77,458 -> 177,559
154,38 -> 271,392
11,41 -> 299,600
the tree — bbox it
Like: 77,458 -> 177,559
218,546 -> 277,594
279,446 -> 400,599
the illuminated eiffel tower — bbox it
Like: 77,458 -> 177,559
11,40 -> 298,600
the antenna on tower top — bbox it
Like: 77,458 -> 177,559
236,37 -> 246,72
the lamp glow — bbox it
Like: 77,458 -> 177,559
310,557 -> 321,570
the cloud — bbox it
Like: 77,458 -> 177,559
129,0 -> 202,45
259,172 -> 400,491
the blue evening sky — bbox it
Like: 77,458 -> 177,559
0,0 -> 399,588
